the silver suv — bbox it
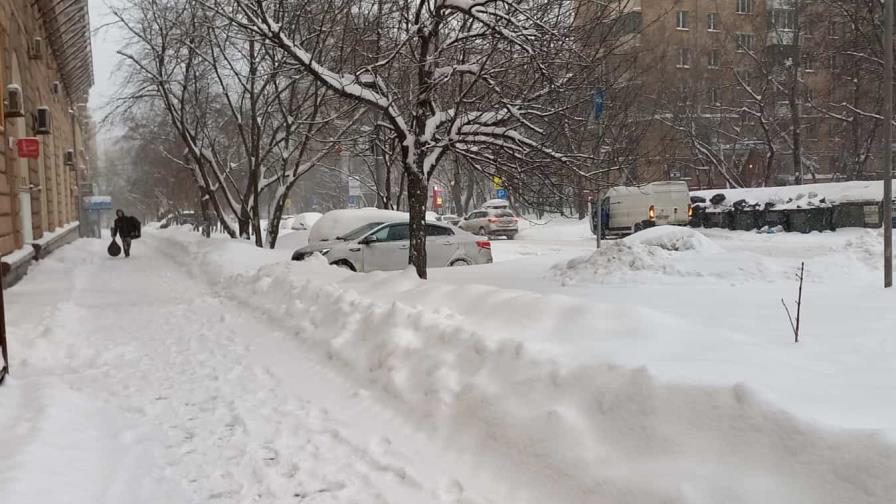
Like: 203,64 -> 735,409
459,209 -> 518,239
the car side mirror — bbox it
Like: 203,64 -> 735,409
360,235 -> 378,245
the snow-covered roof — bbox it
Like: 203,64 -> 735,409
692,180 -> 888,208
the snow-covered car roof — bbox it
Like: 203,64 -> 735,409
308,208 -> 409,243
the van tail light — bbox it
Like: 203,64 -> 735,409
476,240 -> 492,250
488,217 -> 498,223
688,204 -> 693,217
648,205 -> 656,220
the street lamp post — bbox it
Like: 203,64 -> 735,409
885,0 -> 893,288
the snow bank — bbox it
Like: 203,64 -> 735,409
308,208 -> 408,243
551,227 -> 770,284
625,225 -> 723,252
150,229 -> 896,503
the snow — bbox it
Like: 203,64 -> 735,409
2,225 -> 896,503
30,222 -> 80,246
289,211 -> 322,231
307,208 -> 407,243
693,180 -> 888,205
625,225 -> 723,252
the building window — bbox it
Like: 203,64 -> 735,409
678,47 -> 692,68
707,12 -> 720,31
708,49 -> 721,68
827,20 -> 840,38
771,9 -> 796,30
676,11 -> 689,30
736,0 -> 754,14
736,33 -> 754,52
709,87 -> 721,106
802,54 -> 815,72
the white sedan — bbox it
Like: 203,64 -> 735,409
291,221 -> 492,272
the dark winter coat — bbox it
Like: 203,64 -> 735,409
112,216 -> 140,239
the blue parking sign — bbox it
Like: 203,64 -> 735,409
496,188 -> 508,199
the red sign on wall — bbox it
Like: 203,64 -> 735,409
16,138 -> 40,159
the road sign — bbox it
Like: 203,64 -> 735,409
84,195 -> 112,210
16,138 -> 40,159
496,188 -> 508,199
492,176 -> 503,190
348,178 -> 362,196
593,88 -> 605,120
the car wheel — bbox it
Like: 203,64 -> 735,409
449,259 -> 471,267
507,233 -> 516,240
331,260 -> 356,272
478,227 -> 487,236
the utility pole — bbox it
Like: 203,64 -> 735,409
885,0 -> 893,288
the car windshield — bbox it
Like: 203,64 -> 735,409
338,222 -> 385,241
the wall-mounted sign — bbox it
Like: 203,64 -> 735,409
16,137 -> 40,159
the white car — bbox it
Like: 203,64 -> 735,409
291,221 -> 492,272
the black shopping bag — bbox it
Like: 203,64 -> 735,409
108,239 -> 122,257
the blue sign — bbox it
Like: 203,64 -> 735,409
496,188 -> 508,199
84,196 -> 112,211
593,88 -> 605,120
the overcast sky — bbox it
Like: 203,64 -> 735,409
87,0 -> 125,135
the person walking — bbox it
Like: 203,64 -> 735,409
111,209 -> 141,258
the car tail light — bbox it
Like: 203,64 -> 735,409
476,240 -> 491,250
688,204 -> 693,217
648,205 -> 656,220
488,217 -> 498,223
512,217 -> 519,222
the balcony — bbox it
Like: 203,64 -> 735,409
35,0 -> 94,101
767,30 -> 796,46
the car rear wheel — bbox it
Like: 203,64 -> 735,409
478,227 -> 487,236
449,259 -> 471,267
331,260 -> 356,272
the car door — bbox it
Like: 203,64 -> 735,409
459,212 -> 477,233
361,223 -> 410,272
462,211 -> 483,234
425,224 -> 457,267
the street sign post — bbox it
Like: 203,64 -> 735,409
496,188 -> 508,199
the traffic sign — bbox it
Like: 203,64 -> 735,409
496,188 -> 508,199
593,88 -> 605,120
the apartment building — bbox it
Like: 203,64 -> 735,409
579,0 -> 875,189
1,0 -> 93,279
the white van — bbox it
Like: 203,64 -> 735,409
592,181 -> 691,237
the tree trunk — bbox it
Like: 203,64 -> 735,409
407,171 -> 428,279
266,200 -> 285,249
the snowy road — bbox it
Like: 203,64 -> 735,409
0,237 -> 500,503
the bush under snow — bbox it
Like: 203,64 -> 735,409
625,225 -> 723,253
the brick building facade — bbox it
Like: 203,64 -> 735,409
578,0 -> 881,189
1,0 -> 92,257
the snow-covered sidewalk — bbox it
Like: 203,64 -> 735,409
1,229 -> 895,504
0,236 -> 491,503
